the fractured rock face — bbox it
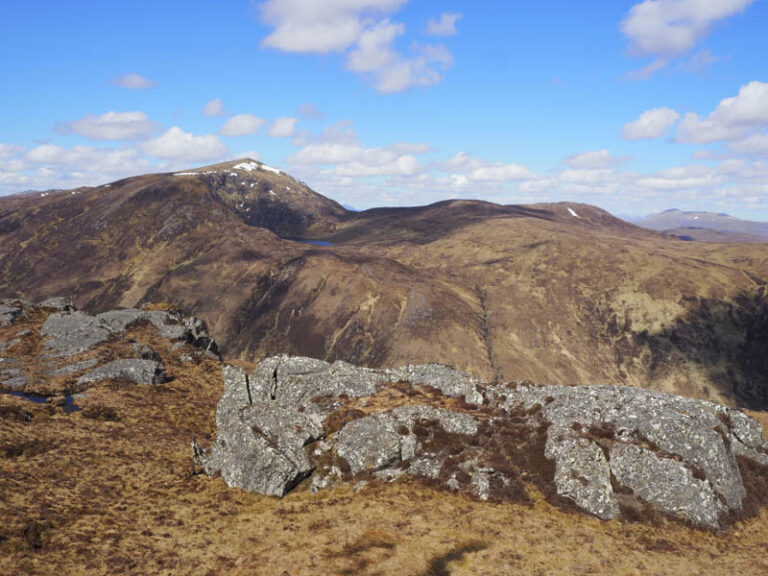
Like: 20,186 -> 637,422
195,355 -> 768,530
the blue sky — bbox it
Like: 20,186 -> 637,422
1,0 -> 768,218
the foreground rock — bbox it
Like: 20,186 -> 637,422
195,355 -> 768,530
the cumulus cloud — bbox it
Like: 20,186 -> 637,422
676,81 -> 768,143
287,122 -> 430,177
257,0 -> 455,92
564,150 -> 632,169
621,0 -> 755,78
623,107 -> 681,140
730,133 -> 768,156
268,117 -> 298,138
142,127 -> 227,162
56,111 -> 158,141
203,98 -> 226,117
426,12 -> 462,36
18,144 -> 153,189
218,114 -> 266,137
442,152 -> 535,182
346,21 -> 453,92
110,72 -> 156,90
258,0 -> 407,53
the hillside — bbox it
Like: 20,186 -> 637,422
1,162 -> 768,409
2,301 -> 767,575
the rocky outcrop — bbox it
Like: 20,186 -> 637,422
195,355 -> 768,530
1,299 -> 220,400
78,359 -> 166,386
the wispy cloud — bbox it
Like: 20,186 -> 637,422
110,72 -> 156,90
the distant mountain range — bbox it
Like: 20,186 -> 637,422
632,209 -> 768,243
1,160 -> 767,409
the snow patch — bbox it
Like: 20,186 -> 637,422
174,172 -> 198,176
567,207 -> 580,218
269,190 -> 277,196
233,161 -> 260,172
261,164 -> 283,175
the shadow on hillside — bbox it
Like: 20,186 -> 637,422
635,288 -> 768,410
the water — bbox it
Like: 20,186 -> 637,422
292,239 -> 334,247
3,391 -> 82,413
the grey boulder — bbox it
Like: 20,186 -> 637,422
41,312 -> 112,357
78,359 -> 166,386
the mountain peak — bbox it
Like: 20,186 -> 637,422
171,158 -> 285,177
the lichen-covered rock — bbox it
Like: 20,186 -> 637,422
78,359 -> 166,386
41,312 -> 112,357
195,355 -> 768,530
500,384 -> 763,528
97,309 -> 147,332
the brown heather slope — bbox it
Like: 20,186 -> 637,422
2,313 -> 767,576
1,161 -> 767,408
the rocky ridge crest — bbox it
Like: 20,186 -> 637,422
194,355 -> 768,530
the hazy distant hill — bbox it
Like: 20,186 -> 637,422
2,161 -> 768,409
635,209 -> 768,242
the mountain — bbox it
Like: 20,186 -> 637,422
635,209 -> 768,242
1,161 -> 768,409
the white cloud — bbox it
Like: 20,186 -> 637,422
258,0 -> 454,93
219,114 -> 266,137
111,72 -> 156,90
623,107 -> 680,140
564,150 -> 632,169
56,111 -> 158,141
18,144 -> 153,190
620,0 -> 755,78
635,164 -> 721,190
142,127 -> 227,162
347,20 -> 403,73
287,122 -> 431,177
371,43 -> 454,93
676,81 -> 768,143
730,133 -> 768,156
442,152 -> 536,182
268,117 -> 298,138
203,98 -> 226,117
258,0 -> 407,53
426,12 -> 462,36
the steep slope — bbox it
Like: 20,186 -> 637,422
1,162 -> 767,409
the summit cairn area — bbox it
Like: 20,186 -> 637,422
195,355 -> 768,530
